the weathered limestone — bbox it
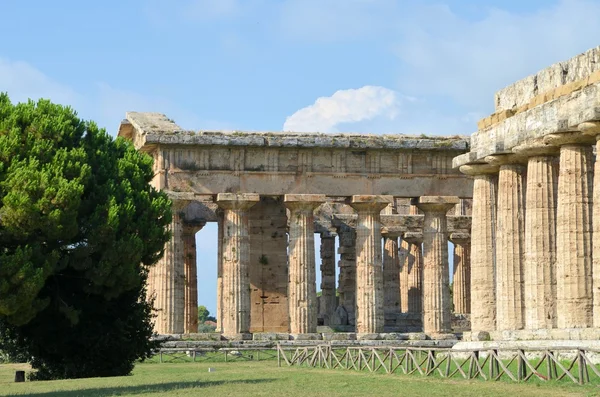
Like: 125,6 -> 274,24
459,164 -> 499,332
382,233 -> 401,323
149,202 -> 186,334
403,232 -> 424,315
485,154 -> 526,331
450,233 -> 471,315
513,143 -> 559,330
350,195 -> 390,334
216,193 -> 260,336
579,122 -> 600,327
543,132 -> 595,328
319,234 -> 337,325
414,196 -> 459,334
216,210 -> 224,333
284,194 -> 326,334
183,223 -> 205,334
398,238 -> 411,314
336,223 -> 356,326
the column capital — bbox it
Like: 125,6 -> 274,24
412,196 -> 459,214
216,193 -> 260,210
484,153 -> 527,167
459,163 -> 499,176
578,121 -> 600,136
284,194 -> 326,211
543,131 -> 596,146
350,195 -> 392,212
381,228 -> 401,238
449,232 -> 470,246
512,140 -> 560,157
403,231 -> 423,244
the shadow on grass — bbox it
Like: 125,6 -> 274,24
19,378 -> 276,396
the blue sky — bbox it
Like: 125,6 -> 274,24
2,0 -> 600,315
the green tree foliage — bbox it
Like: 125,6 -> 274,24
0,94 -> 171,379
197,305 -> 216,324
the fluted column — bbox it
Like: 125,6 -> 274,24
399,238 -> 411,313
414,196 -> 458,334
284,194 -> 325,334
485,154 -> 526,331
216,210 -> 224,333
183,222 -> 205,334
216,193 -> 260,336
382,232 -> 401,321
319,233 -> 337,325
544,132 -> 594,328
149,201 -> 186,334
403,232 -> 424,314
459,163 -> 499,332
578,122 -> 600,327
512,143 -> 559,330
337,223 -> 356,325
450,233 -> 471,315
350,195 -> 390,334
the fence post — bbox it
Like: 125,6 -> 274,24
517,350 -> 527,381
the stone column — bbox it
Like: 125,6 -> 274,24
183,222 -> 205,334
284,194 -> 325,334
216,193 -> 260,337
216,210 -> 224,333
350,195 -> 390,334
319,233 -> 337,325
578,122 -> 600,327
399,238 -> 411,313
414,196 -> 458,335
403,232 -> 423,314
382,232 -> 401,323
337,223 -> 356,326
149,201 -> 186,335
450,233 -> 471,315
513,142 -> 559,330
459,163 -> 499,332
485,154 -> 526,331
544,132 -> 594,328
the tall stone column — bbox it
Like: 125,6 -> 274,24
513,142 -> 559,330
414,196 -> 458,335
216,193 -> 260,337
216,210 -> 224,333
544,132 -> 594,328
403,232 -> 424,314
399,238 -> 411,313
382,232 -> 401,323
485,154 -> 526,331
183,222 -> 205,334
578,122 -> 600,327
350,195 -> 389,334
337,223 -> 356,326
149,200 -> 186,334
459,163 -> 499,332
319,233 -> 337,325
450,233 -> 471,315
284,194 -> 325,334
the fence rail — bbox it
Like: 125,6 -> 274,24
276,344 -> 600,385
155,347 -> 278,363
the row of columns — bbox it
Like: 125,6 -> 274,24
462,122 -> 600,332
150,193 -> 472,336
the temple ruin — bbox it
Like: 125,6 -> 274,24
118,115 -> 473,338
120,44 -> 600,344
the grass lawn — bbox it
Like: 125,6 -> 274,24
0,360 -> 599,396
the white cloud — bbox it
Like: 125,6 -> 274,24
283,86 -> 407,133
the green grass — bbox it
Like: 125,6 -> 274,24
0,360 -> 598,396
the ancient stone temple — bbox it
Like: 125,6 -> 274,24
453,45 -> 600,342
118,114 -> 473,338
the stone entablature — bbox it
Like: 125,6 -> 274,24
120,113 -> 471,197
454,46 -> 600,168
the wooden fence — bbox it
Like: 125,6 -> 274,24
276,344 -> 600,385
